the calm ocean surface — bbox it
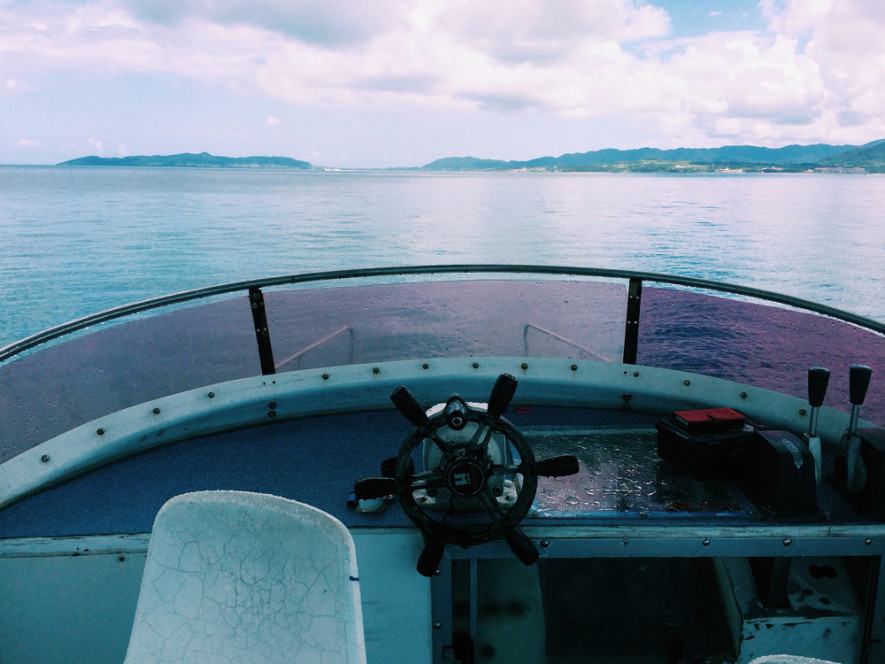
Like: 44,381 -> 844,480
1,166 -> 884,347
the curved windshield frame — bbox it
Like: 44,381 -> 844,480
2,265 -> 883,462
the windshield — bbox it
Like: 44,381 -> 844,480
2,269 -> 883,463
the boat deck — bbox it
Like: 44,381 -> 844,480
3,268 -> 885,663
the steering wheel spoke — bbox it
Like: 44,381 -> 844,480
428,433 -> 457,461
490,463 -> 522,476
410,468 -> 446,491
477,486 -> 506,521
438,499 -> 459,527
467,423 -> 494,455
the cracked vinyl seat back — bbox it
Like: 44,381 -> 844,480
124,491 -> 366,664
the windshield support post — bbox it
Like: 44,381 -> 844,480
623,278 -> 642,364
249,287 -> 276,375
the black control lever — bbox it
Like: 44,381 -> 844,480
808,367 -> 830,415
391,386 -> 429,426
806,367 -> 830,485
839,365 -> 873,493
487,373 -> 518,419
537,455 -> 580,477
849,365 -> 873,429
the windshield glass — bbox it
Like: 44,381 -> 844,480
2,272 -> 883,462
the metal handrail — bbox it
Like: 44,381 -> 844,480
523,323 -> 610,361
274,326 -> 354,371
3,264 -> 884,363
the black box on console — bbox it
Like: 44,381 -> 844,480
859,427 -> 885,520
742,429 -> 817,518
657,409 -> 818,518
656,409 -> 754,481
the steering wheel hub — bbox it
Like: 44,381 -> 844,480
446,459 -> 488,497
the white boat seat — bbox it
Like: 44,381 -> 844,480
124,491 -> 366,664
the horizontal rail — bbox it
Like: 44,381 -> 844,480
523,323 -> 610,362
3,264 -> 884,363
275,326 -> 354,371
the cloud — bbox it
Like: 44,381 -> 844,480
4,78 -> 27,93
3,0 -> 885,156
667,33 -> 824,121
758,0 -> 885,139
122,0 -> 407,46
357,73 -> 439,94
266,115 -> 281,126
433,0 -> 670,65
238,2 -> 674,116
15,138 -> 40,148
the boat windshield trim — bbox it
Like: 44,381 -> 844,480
3,264 -> 883,363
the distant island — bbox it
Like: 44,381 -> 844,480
55,140 -> 885,173
421,138 -> 885,173
58,152 -> 313,169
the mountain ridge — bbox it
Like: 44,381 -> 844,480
422,140 -> 885,172
58,152 -> 313,169
815,138 -> 885,168
53,141 -> 885,172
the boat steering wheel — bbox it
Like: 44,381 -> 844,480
390,374 -> 577,576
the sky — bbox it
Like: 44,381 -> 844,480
2,0 -> 885,168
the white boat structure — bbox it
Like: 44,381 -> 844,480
1,264 -> 884,664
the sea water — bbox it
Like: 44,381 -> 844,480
1,166 -> 884,346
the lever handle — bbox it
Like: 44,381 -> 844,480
808,366 -> 830,408
353,477 -> 396,500
505,528 -> 540,566
849,365 -> 873,406
391,386 -> 428,426
487,373 -> 518,418
537,455 -> 580,477
417,536 -> 446,577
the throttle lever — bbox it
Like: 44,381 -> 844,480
839,364 -> 873,493
808,366 -> 830,414
537,455 -> 580,477
805,366 -> 830,486
848,364 -> 873,433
